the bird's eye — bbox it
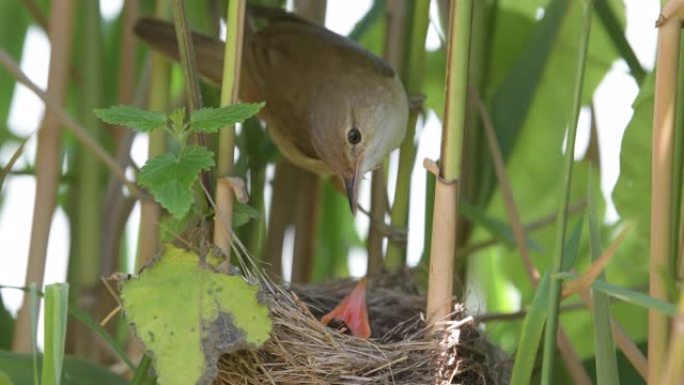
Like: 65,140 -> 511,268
347,127 -> 362,145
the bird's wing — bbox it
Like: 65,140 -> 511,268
134,17 -> 224,85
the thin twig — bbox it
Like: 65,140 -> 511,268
0,50 -> 138,194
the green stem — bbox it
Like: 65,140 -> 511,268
213,0 -> 246,259
441,4 -> 470,181
540,1 -> 593,383
130,354 -> 153,385
385,0 -> 430,270
171,0 -> 202,113
673,34 -> 684,280
72,0 -> 102,291
425,0 -> 472,323
648,9 -> 680,383
217,0 -> 245,173
136,0 -> 171,269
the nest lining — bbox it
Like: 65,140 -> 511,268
214,273 -> 510,385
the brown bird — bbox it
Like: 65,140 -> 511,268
135,7 -> 408,338
134,7 -> 408,215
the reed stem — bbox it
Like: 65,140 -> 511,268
540,1 -> 593,382
426,0 -> 472,323
213,0 -> 246,260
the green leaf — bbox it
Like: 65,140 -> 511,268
460,200 -> 543,254
0,351 -> 127,385
612,71 -> 654,263
138,146 -> 214,218
41,284 -> 69,385
593,0 -> 645,84
0,370 -> 13,385
556,272 -> 677,316
68,308 -> 134,371
120,245 -> 272,385
233,202 -> 260,228
489,0 -> 570,160
510,274 -> 550,385
94,105 -> 167,132
190,102 -> 265,133
587,172 -> 620,385
560,218 -> 583,271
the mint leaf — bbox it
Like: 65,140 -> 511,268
190,102 -> 265,133
94,105 -> 167,132
138,146 -> 215,217
233,202 -> 261,228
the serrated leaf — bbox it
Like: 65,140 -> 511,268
233,202 -> 260,228
120,246 -> 271,385
190,103 -> 265,133
138,146 -> 214,217
94,105 -> 167,132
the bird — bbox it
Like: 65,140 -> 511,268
134,7 -> 408,215
134,6 -> 408,338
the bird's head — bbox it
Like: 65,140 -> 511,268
310,76 -> 408,215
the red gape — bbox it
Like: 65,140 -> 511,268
321,277 -> 371,338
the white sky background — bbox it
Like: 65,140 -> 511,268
0,0 -> 659,329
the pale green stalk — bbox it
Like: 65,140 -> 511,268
213,0 -> 246,259
541,1 -> 593,382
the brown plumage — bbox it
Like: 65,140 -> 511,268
134,7 -> 408,213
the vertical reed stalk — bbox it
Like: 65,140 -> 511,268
171,0 -> 203,112
385,0 -> 430,270
137,0 -> 171,269
675,35 -> 684,281
367,0 -> 407,274
290,1 -> 327,284
540,1 -> 592,382
662,284 -> 684,384
649,3 -> 682,382
262,161 -> 298,278
292,170 -> 321,283
13,0 -> 76,352
213,0 -> 246,260
66,0 -> 103,356
102,0 -> 139,282
241,119 -> 267,257
367,169 -> 385,275
426,0 -> 471,322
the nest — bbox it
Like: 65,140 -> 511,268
214,270 -> 511,384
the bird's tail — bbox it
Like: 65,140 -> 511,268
134,17 -> 225,85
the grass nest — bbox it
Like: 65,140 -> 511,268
214,270 -> 511,384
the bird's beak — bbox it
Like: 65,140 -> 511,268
344,159 -> 362,215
